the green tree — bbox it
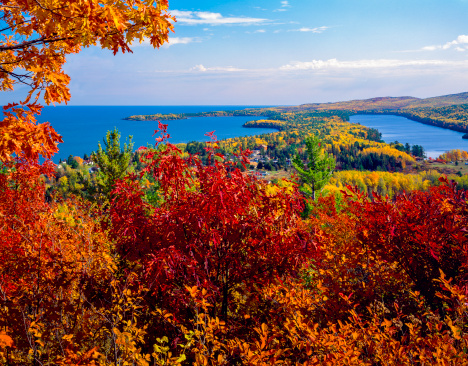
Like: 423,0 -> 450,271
91,128 -> 134,196
66,155 -> 79,169
293,135 -> 336,200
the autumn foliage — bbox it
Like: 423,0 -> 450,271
2,1 -> 468,364
0,0 -> 173,161
108,125 -> 314,322
2,121 -> 468,364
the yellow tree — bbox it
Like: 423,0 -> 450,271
0,0 -> 173,161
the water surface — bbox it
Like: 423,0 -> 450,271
35,106 -> 276,162
350,114 -> 468,158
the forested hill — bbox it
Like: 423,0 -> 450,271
282,91 -> 468,112
292,96 -> 419,112
124,92 -> 468,134
273,92 -> 468,133
405,91 -> 468,109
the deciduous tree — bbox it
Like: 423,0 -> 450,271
108,125 -> 315,322
0,0 -> 173,162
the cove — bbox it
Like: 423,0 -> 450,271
350,114 -> 468,158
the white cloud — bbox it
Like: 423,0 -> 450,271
163,37 -> 200,47
190,64 -> 207,72
157,58 -> 468,77
422,45 -> 438,51
274,1 -> 291,12
171,10 -> 268,26
190,64 -> 245,72
131,37 -> 199,47
279,58 -> 466,71
291,26 -> 329,33
422,35 -> 468,51
246,29 -> 266,34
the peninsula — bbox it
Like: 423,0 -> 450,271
124,92 -> 468,136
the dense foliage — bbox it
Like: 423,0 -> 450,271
3,1 -> 468,364
3,135 -> 468,364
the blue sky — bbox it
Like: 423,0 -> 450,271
7,0 -> 468,105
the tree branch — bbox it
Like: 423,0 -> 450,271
0,35 -> 75,51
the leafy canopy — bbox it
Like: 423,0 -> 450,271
0,0 -> 173,162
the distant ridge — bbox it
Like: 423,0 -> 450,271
405,92 -> 468,109
289,92 -> 468,112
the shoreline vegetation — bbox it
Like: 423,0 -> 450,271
124,92 -> 468,136
123,109 -> 266,121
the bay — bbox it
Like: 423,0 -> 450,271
35,106 -> 276,162
349,114 -> 468,158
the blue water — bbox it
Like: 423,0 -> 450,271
350,114 -> 468,158
34,106 -> 276,162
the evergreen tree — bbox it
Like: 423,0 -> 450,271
293,135 -> 336,200
67,155 -> 79,169
91,128 -> 134,196
412,145 -> 425,158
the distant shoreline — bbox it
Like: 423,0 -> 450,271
123,109 -> 266,121
354,110 -> 468,135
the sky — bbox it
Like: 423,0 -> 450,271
6,0 -> 468,105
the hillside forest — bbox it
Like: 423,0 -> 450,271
3,1 -> 468,365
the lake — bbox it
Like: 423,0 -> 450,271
349,114 -> 468,158
35,106 -> 277,162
